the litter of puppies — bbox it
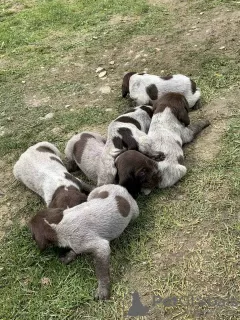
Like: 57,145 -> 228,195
13,71 -> 210,300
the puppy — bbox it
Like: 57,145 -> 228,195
122,72 -> 201,109
13,142 -> 91,209
65,132 -> 106,184
97,105 -> 164,186
148,93 -> 210,188
65,132 -> 160,198
29,184 -> 139,300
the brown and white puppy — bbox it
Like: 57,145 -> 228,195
97,105 -> 164,186
13,142 -> 90,209
147,93 -> 210,188
115,150 -> 160,198
29,184 -> 139,300
65,132 -> 161,198
122,72 -> 201,109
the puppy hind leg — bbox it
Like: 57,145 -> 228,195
93,239 -> 111,300
60,249 -> 77,265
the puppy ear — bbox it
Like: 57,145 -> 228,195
122,72 -> 136,98
175,96 -> 190,126
119,172 -> 141,199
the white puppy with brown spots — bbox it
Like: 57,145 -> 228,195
122,72 -> 201,109
65,131 -> 161,198
97,105 -> 164,186
147,92 -> 210,189
13,142 -> 90,209
29,184 -> 139,300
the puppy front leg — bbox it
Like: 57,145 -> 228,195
93,240 -> 111,301
182,120 -> 210,144
60,250 -> 77,264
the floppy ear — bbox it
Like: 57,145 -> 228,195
122,72 -> 136,98
176,107 -> 190,126
118,172 -> 141,199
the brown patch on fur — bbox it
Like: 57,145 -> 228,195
118,128 -> 139,150
73,133 -> 94,164
36,146 -> 55,154
146,84 -> 158,100
177,155 -> 184,165
28,208 -> 63,251
140,105 -> 153,118
50,156 -> 64,166
190,79 -> 197,94
115,150 -> 160,199
115,196 -> 130,217
122,72 -> 136,97
49,185 -> 87,209
153,92 -> 190,126
91,191 -> 109,199
160,75 -> 173,80
115,116 -> 141,130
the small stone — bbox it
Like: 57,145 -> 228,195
7,202 -> 10,206
92,36 -> 98,40
70,108 -> 74,112
186,33 -> 191,36
98,70 -> 107,78
109,60 -> 115,65
65,104 -> 70,108
96,67 -> 104,73
41,277 -> 51,286
99,86 -> 111,94
41,112 -> 54,120
192,25 -> 197,29
143,54 -> 148,57
161,70 -> 165,73
22,80 -> 26,84
7,117 -> 13,121
194,45 -> 198,47
134,53 -> 141,59
142,58 -> 146,62
106,108 -> 113,112
219,46 -> 225,50
155,48 -> 161,52
200,12 -> 204,15
124,62 -> 129,66
0,130 -> 5,137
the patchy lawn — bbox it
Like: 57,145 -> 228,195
0,0 -> 239,319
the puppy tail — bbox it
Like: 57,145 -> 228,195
122,72 -> 136,98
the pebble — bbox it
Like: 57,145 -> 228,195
92,36 -> 98,40
106,108 -> 113,112
96,67 -> 104,73
200,12 -> 204,15
41,277 -> 51,286
155,48 -> 161,52
109,60 -> 115,65
134,54 -> 141,59
99,86 -> 111,94
65,104 -> 71,108
219,46 -> 225,50
98,71 -> 107,78
41,112 -> 54,120
21,80 -> 26,84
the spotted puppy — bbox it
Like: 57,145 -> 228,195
65,132 -> 160,198
148,92 -> 210,188
97,105 -> 164,186
29,184 -> 139,300
13,142 -> 91,209
122,72 -> 201,109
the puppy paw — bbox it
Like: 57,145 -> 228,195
94,287 -> 110,301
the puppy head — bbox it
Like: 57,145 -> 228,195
49,185 -> 87,209
122,72 -> 136,98
153,92 -> 190,126
28,208 -> 63,251
115,150 -> 160,198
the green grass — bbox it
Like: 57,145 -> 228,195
0,0 -> 239,319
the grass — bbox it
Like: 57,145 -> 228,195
0,0 -> 239,319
